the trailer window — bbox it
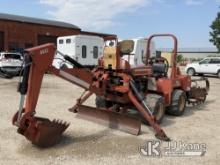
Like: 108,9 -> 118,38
59,39 -> 64,44
82,45 -> 87,58
66,39 -> 71,44
93,46 -> 98,59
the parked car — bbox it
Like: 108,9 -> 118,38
185,57 -> 220,78
0,52 -> 23,77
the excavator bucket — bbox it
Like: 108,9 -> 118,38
18,117 -> 69,147
76,105 -> 141,135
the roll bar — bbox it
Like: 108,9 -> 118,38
146,34 -> 178,68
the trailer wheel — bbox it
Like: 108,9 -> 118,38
142,94 -> 165,124
166,90 -> 186,116
95,96 -> 112,109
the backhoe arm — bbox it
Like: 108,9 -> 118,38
12,43 -> 96,147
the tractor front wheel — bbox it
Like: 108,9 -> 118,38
166,90 -> 187,116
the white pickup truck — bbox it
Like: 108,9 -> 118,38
185,57 -> 220,78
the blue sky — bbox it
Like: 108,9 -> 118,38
0,0 -> 219,48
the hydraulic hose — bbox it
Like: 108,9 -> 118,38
16,54 -> 32,125
129,80 -> 153,116
56,50 -> 84,68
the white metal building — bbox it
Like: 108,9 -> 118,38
160,47 -> 220,59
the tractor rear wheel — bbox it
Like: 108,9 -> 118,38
166,90 -> 186,116
141,94 -> 165,124
95,96 -> 113,109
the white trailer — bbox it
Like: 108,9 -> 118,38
53,35 -> 104,68
53,35 -> 155,68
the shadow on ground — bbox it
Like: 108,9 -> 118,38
17,129 -> 145,160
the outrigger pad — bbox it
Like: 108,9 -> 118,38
23,117 -> 69,147
76,105 -> 141,135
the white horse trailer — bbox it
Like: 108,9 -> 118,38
53,35 -> 155,69
53,35 -> 104,68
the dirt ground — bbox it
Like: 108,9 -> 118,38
0,74 -> 219,165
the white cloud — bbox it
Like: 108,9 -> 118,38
185,0 -> 205,5
39,0 -> 151,31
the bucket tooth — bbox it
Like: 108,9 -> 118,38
155,131 -> 171,141
76,105 -> 141,135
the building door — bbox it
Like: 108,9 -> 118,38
38,35 -> 58,46
0,32 -> 4,51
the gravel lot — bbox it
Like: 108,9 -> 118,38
0,75 -> 219,165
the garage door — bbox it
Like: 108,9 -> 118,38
38,35 -> 57,45
0,32 -> 4,51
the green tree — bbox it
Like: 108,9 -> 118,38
177,54 -> 184,63
210,10 -> 220,52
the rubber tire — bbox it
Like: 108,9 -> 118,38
0,69 -> 13,79
187,68 -> 195,76
218,71 -> 220,78
166,90 -> 187,116
95,96 -> 112,109
141,94 -> 165,124
60,64 -> 68,69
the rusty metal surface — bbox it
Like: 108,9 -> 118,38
191,77 -> 210,91
69,91 -> 93,113
21,117 -> 69,148
33,118 -> 69,147
128,91 -> 170,141
76,105 -> 141,135
189,77 -> 209,104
